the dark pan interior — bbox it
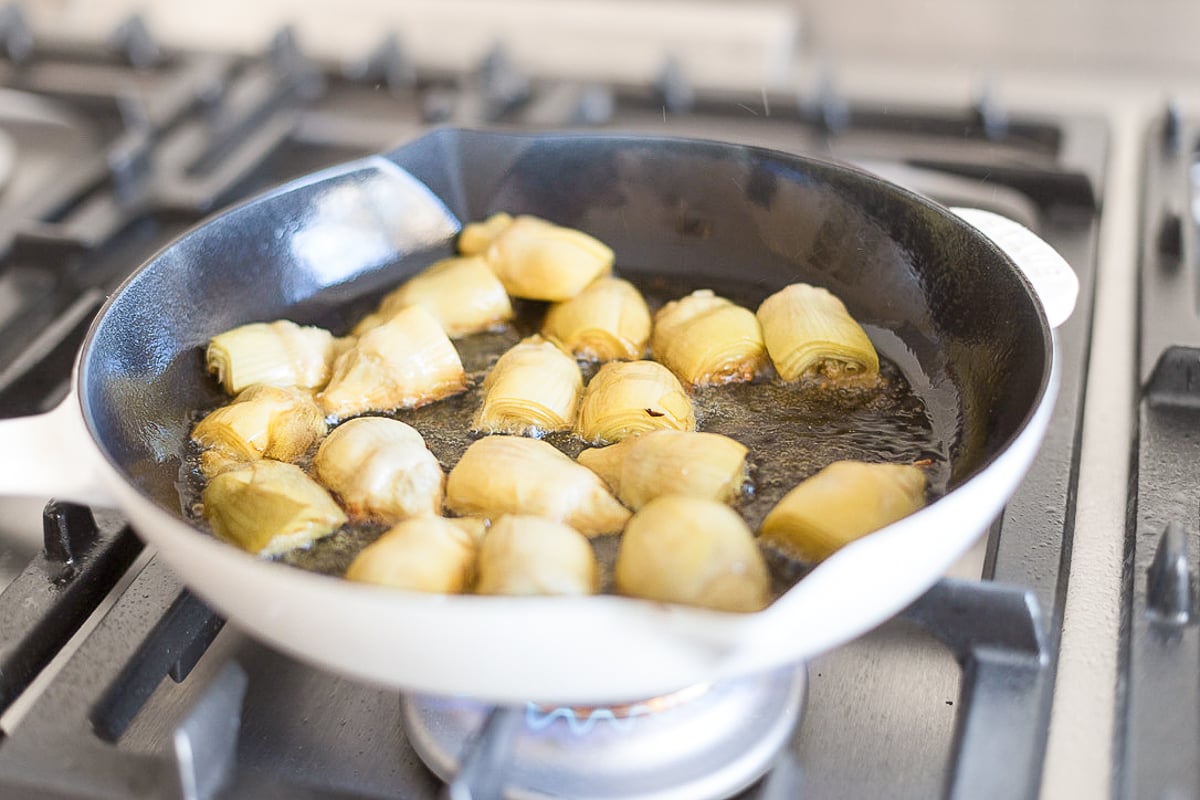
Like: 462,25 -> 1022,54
78,129 -> 1051,518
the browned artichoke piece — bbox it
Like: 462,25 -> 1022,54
756,283 -> 879,382
615,496 -> 769,613
311,416 -> 444,521
206,319 -> 340,395
201,460 -> 347,556
574,360 -> 695,445
651,290 -> 768,386
191,384 -> 328,477
345,516 -> 481,593
458,212 -> 514,255
472,335 -> 583,436
474,515 -> 598,596
541,277 -> 652,362
317,305 -> 467,420
352,255 -> 513,338
445,435 -> 630,536
759,460 -> 927,563
484,215 -> 614,301
577,429 -> 749,510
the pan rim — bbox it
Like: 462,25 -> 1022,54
79,126 -> 1056,490
72,129 -> 1058,696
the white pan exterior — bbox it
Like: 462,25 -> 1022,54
0,209 -> 1075,705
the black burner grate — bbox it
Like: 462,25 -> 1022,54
1119,106 -> 1200,800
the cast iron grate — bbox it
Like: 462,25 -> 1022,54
1120,104 -> 1200,800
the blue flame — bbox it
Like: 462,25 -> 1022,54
524,702 -> 650,735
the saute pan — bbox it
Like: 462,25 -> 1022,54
0,129 -> 1076,704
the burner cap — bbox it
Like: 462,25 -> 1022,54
402,665 -> 806,800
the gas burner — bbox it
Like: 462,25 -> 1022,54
401,667 -> 806,800
528,681 -> 711,724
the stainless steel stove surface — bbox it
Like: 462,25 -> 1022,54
0,9 -> 1153,800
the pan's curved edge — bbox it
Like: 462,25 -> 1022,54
68,130 -> 1063,705
82,139 -> 463,367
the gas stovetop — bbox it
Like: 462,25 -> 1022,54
0,10 -> 1161,799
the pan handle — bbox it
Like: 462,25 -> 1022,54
950,207 -> 1078,329
0,393 -> 115,507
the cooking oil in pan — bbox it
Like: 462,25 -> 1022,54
182,270 -> 953,599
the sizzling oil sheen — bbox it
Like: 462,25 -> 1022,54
184,270 -> 951,599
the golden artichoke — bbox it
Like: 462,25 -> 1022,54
541,277 -> 652,362
615,495 -> 769,613
651,290 -> 768,386
345,516 -> 482,593
483,215 -> 613,301
472,335 -> 583,436
474,515 -> 598,596
445,435 -> 630,536
457,212 -> 514,256
191,384 -> 327,477
312,416 -> 444,521
317,305 -> 467,420
575,360 -> 695,444
577,429 -> 748,510
756,283 -> 879,381
352,255 -> 513,339
759,460 -> 927,562
206,319 -> 340,395
201,460 -> 347,556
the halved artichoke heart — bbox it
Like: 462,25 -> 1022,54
191,384 -> 327,477
615,496 -> 769,613
484,215 -> 614,301
475,515 -> 598,597
457,212 -> 515,256
756,283 -> 879,382
206,319 -> 342,395
578,430 -> 749,510
317,305 -> 467,420
472,336 -> 582,436
312,417 -> 444,521
651,290 -> 768,386
759,460 -> 927,563
574,360 -> 695,445
345,516 -> 483,593
445,435 -> 630,536
353,255 -> 513,338
202,460 -> 347,556
541,277 -> 652,362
